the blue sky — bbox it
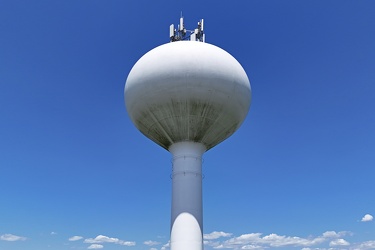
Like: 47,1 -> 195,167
1,1 -> 374,250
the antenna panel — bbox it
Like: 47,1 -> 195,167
190,33 -> 196,41
170,24 -> 175,38
169,24 -> 174,38
179,17 -> 184,31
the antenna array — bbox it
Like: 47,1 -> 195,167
170,17 -> 205,42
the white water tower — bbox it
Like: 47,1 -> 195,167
125,17 -> 251,250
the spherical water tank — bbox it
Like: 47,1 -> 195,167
125,41 -> 251,150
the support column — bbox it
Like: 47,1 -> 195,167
169,141 -> 206,250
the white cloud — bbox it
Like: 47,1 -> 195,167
241,245 -> 264,249
119,241 -> 136,246
223,233 -> 263,246
322,231 -> 340,238
144,240 -> 161,246
50,232 -> 57,235
69,236 -> 83,241
205,231 -> 350,249
329,238 -> 350,246
155,231 -> 375,250
361,214 -> 373,222
204,231 -> 233,240
358,240 -> 375,249
261,233 -> 326,247
301,248 -> 329,250
84,235 -> 118,244
0,234 -> 27,241
160,241 -> 170,250
88,244 -> 103,249
84,235 -> 135,247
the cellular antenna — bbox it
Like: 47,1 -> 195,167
170,16 -> 205,42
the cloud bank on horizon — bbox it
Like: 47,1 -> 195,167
3,225 -> 375,250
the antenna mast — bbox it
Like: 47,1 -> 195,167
170,16 -> 205,42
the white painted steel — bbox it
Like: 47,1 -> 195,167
169,141 -> 206,250
125,41 -> 251,150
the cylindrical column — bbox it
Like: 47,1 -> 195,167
169,141 -> 206,250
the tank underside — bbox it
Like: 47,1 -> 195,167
130,95 -> 244,150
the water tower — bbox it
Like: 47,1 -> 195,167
125,17 -> 251,250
